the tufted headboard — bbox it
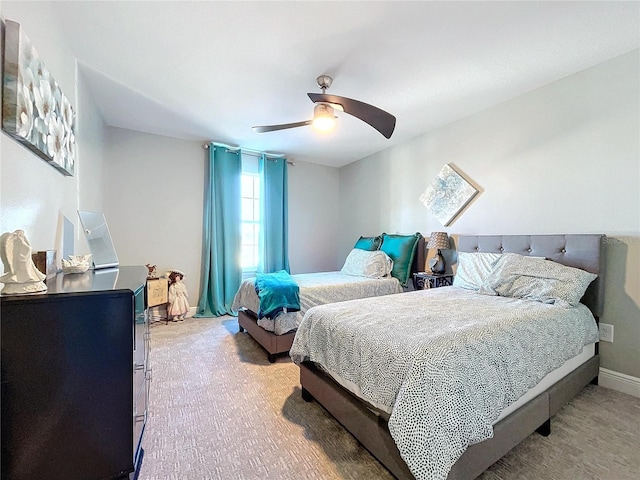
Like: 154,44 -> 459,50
456,234 -> 606,318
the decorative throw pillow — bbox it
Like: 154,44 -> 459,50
479,253 -> 597,306
453,252 -> 503,291
354,235 -> 383,251
341,249 -> 393,278
379,233 -> 422,287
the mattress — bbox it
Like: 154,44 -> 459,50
232,271 -> 403,335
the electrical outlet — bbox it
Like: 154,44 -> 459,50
599,323 -> 614,343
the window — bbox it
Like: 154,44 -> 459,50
241,155 -> 260,273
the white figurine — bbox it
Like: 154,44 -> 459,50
0,230 -> 48,295
167,270 -> 189,320
62,254 -> 92,273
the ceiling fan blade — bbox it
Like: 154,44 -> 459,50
252,120 -> 313,133
308,93 -> 396,139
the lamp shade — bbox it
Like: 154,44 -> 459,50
426,232 -> 449,250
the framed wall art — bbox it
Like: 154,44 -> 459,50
419,163 -> 479,226
2,20 -> 76,176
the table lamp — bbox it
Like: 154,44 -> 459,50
427,232 -> 449,274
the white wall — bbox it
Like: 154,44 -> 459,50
76,68 -> 107,216
104,127 -> 204,302
339,51 -> 640,378
0,4 -> 107,267
288,160 -> 340,273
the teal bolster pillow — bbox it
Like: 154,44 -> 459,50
354,235 -> 382,251
380,233 -> 422,287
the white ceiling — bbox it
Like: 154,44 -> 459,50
47,1 -> 640,168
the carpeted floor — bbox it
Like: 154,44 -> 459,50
138,316 -> 640,480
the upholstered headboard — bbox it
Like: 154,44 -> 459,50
456,234 -> 606,318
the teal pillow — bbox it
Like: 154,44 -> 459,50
380,233 -> 422,287
353,235 -> 382,251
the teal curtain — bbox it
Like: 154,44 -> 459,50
257,154 -> 290,273
195,144 -> 242,317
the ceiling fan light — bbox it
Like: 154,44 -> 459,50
312,104 -> 336,131
313,116 -> 335,131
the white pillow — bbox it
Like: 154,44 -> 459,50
453,252 -> 503,290
341,249 -> 394,278
479,253 -> 597,306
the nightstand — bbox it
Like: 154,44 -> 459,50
413,272 -> 454,290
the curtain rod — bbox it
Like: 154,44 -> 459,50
203,142 -> 294,165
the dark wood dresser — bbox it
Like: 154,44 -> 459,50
1,266 -> 149,480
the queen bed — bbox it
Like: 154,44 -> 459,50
290,234 -> 605,480
233,234 -> 425,362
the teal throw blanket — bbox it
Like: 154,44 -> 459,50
255,270 -> 300,319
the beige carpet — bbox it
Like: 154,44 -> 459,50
138,316 -> 640,480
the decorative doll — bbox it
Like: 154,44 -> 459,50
167,270 -> 189,320
145,264 -> 157,278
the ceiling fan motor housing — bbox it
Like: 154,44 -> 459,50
316,75 -> 333,91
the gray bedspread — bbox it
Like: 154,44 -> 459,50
290,286 -> 599,480
232,271 -> 403,334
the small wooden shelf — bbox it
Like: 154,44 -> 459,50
146,277 -> 169,324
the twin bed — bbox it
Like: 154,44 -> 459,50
289,234 -> 605,480
233,234 -> 425,362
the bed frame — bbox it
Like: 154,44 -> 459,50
299,234 -> 606,479
239,236 -> 426,362
238,309 -> 297,363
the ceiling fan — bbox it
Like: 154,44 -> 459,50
252,75 -> 396,139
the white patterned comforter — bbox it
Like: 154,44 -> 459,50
232,271 -> 403,335
289,286 -> 599,480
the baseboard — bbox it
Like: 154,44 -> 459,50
599,367 -> 640,398
187,306 -> 197,318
